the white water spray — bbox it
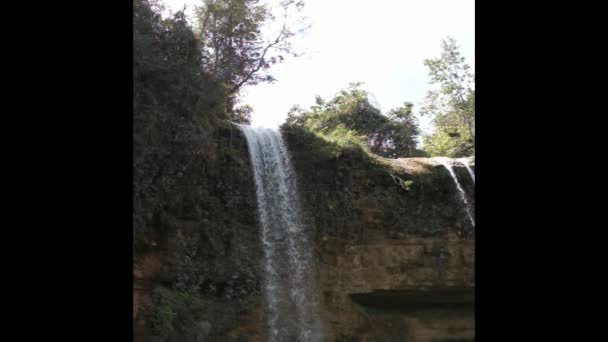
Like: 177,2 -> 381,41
435,157 -> 475,227
235,123 -> 322,342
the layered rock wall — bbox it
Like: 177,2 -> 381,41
134,125 -> 475,341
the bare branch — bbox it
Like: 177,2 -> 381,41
227,5 -> 292,95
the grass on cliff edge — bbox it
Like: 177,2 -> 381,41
279,124 -> 458,189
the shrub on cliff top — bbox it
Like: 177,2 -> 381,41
283,83 -> 422,158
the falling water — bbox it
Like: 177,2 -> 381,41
435,157 -> 475,227
458,158 -> 475,183
235,124 -> 322,342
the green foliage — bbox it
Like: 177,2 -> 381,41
229,104 -> 253,124
134,0 -> 226,251
195,0 -> 308,112
310,124 -> 369,159
384,103 -> 421,157
133,0 -> 223,121
421,37 -> 475,157
282,125 -> 476,240
284,83 -> 420,158
390,173 -> 414,191
197,0 -> 271,89
422,129 -> 460,157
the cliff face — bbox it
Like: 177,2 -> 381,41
133,2 -> 474,339
316,233 -> 474,341
134,123 -> 264,342
285,129 -> 475,342
134,125 -> 475,341
282,128 -> 475,241
222,129 -> 475,341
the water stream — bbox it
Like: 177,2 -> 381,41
236,124 -> 322,342
435,157 -> 475,227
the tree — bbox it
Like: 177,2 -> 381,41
285,83 -> 421,158
230,104 -> 253,124
422,129 -> 459,157
421,37 -> 475,157
384,103 -> 420,157
195,0 -> 307,113
134,0 -> 225,252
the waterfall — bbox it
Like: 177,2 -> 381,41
235,124 -> 323,342
435,157 -> 475,227
458,158 -> 475,183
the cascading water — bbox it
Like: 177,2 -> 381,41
235,123 -> 322,342
458,158 -> 475,183
435,157 -> 475,227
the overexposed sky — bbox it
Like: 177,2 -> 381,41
161,0 -> 474,133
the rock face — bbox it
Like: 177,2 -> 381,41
317,233 -> 474,341
282,128 -> 475,342
133,123 -> 264,342
225,231 -> 474,341
133,124 -> 475,341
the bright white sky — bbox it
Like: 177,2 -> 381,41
162,0 -> 474,135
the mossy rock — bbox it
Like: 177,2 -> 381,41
281,125 -> 475,241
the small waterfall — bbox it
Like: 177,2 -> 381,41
235,123 -> 322,342
435,157 -> 475,227
458,158 -> 475,183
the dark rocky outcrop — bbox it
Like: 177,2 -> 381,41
134,123 -> 264,341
